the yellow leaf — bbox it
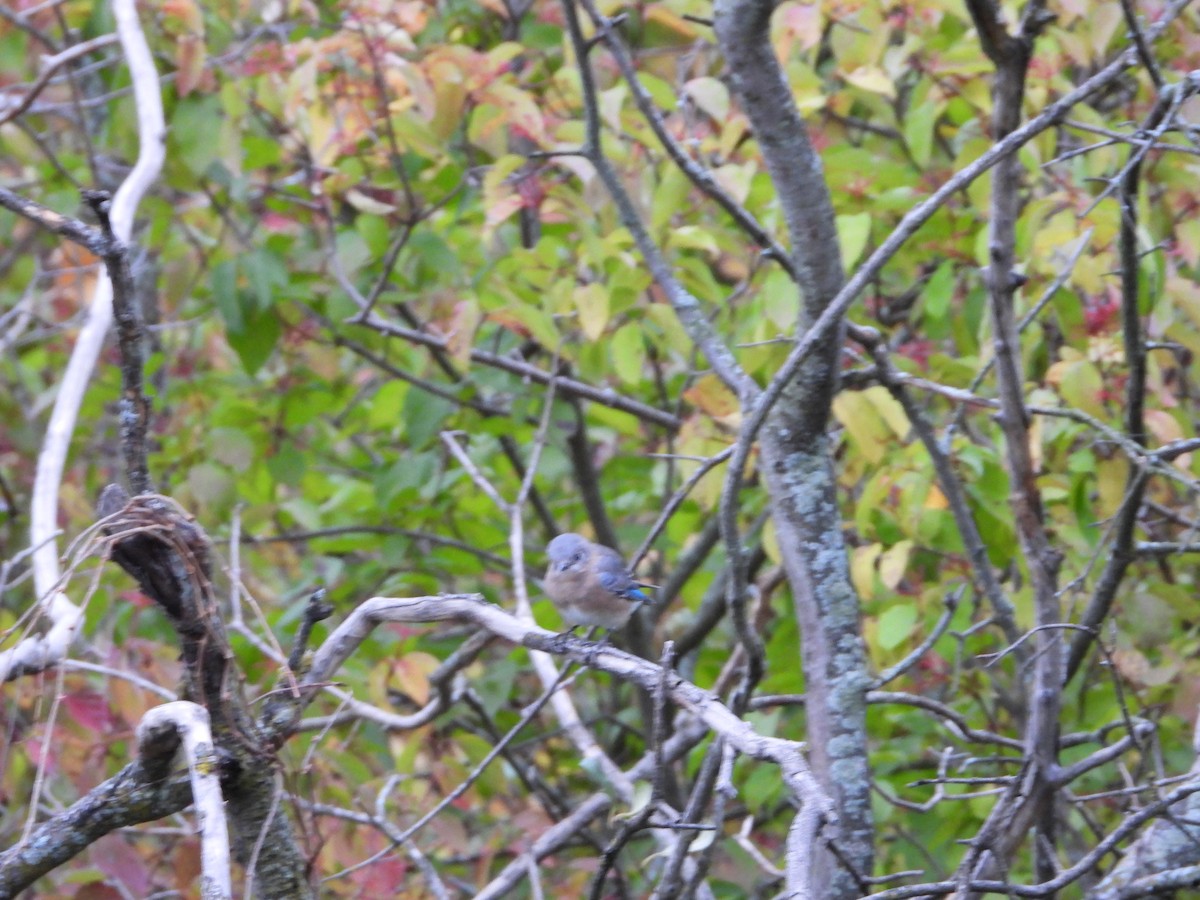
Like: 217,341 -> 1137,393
719,113 -> 751,158
675,417 -> 734,508
307,105 -> 338,167
284,54 -> 317,122
844,66 -> 896,99
1096,456 -> 1128,518
1031,211 -> 1080,271
1176,218 -> 1200,268
1169,276 -> 1200,331
427,58 -> 468,140
878,540 -> 912,591
866,386 -> 910,439
832,390 -> 891,463
1144,410 -> 1190,469
644,5 -> 698,39
481,154 -> 525,233
924,484 -> 948,510
1055,357 -> 1107,420
476,82 -> 545,143
714,163 -> 754,205
446,300 -> 483,367
1091,3 -> 1122,54
685,77 -> 730,123
574,283 -> 609,341
345,188 -> 397,216
391,652 -> 441,706
762,518 -> 781,566
851,543 -> 882,598
683,374 -> 741,428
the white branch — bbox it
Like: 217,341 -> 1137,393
28,0 -> 165,600
0,591 -> 85,681
19,0 -> 165,682
137,702 -> 231,900
306,593 -> 830,807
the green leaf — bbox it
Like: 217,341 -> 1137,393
245,249 -> 286,312
652,165 -> 691,234
837,212 -> 872,270
1053,357 -> 1107,419
267,445 -> 306,487
638,72 -> 676,110
761,269 -> 799,329
610,323 -> 645,385
242,134 -> 282,169
356,213 -> 391,258
208,427 -> 256,472
171,96 -> 221,175
402,391 -> 454,448
368,381 -> 409,431
225,307 -> 281,374
905,93 -> 937,167
211,261 -> 241,332
877,603 -> 918,651
187,461 -> 235,508
922,262 -> 956,325
667,226 -> 720,257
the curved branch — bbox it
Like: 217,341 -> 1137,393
0,761 -> 191,895
558,0 -> 757,404
28,0 -> 164,605
295,591 -> 833,898
137,703 -> 231,900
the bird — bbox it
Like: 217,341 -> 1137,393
543,533 -> 650,632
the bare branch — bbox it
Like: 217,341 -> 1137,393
27,0 -> 165,606
0,33 -> 119,126
1066,83 -> 1190,680
356,312 -> 680,429
559,0 -> 757,404
137,702 -> 231,899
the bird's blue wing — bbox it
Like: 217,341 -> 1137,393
595,549 -> 649,603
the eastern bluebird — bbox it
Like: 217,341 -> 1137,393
543,533 -> 650,631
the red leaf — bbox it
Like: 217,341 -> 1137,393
63,690 -> 113,732
92,834 -> 153,898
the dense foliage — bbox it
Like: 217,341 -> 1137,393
3,0 -> 1200,895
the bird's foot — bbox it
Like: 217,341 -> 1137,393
551,625 -> 580,654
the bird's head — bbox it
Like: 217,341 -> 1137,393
546,533 -> 589,572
